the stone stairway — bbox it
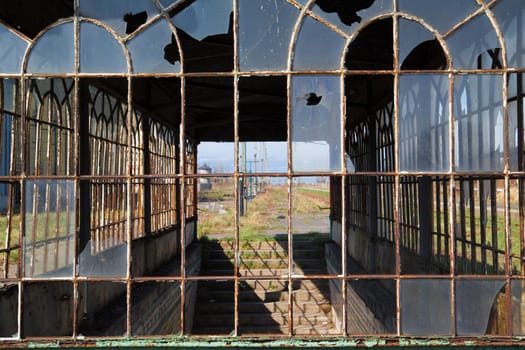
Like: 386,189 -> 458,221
191,237 -> 339,335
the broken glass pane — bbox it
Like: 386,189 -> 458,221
128,18 -> 181,73
26,22 -> 74,73
508,100 -> 521,170
399,19 -> 446,70
492,0 -> 525,69
23,180 -> 75,278
239,76 -> 287,160
346,176 -> 396,275
171,0 -> 233,72
401,279 -> 451,335
347,279 -> 396,334
78,241 -> 128,278
312,0 -> 392,36
78,179 -> 128,278
454,177 -> 506,275
455,279 -> 507,335
78,282 -> 127,336
291,75 -> 341,172
80,22 -> 127,73
22,281 -> 73,337
196,177 -> 235,277
345,18 -> 393,70
292,177 -> 332,276
0,182 -> 21,280
0,24 -> 28,74
293,279 -> 342,335
345,75 -> 393,173
2,79 -> 18,114
291,177 -> 330,232
446,14 -> 501,69
399,74 -> 449,172
293,15 -> 346,71
454,74 -> 504,172
190,280 -> 234,335
512,280 -> 525,335
238,176 -> 288,277
509,179 -> 522,275
186,77 -> 234,140
238,279 -> 288,335
0,283 -> 17,337
398,176 -> 450,274
508,73 -> 521,171
239,0 -> 300,71
172,0 -> 232,40
132,281 -> 182,336
239,142 -> 287,174
79,0 -> 159,36
398,0 -> 479,35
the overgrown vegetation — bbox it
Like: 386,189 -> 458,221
197,182 -> 331,241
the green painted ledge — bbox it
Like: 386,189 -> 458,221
0,336 -> 522,349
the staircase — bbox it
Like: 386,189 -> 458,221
191,237 -> 339,335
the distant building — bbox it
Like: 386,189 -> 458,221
198,164 -> 212,191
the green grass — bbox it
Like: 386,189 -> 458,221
295,187 -> 330,197
197,184 -> 331,241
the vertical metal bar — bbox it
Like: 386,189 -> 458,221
72,4 -> 80,336
179,76 -> 187,334
43,91 -> 53,272
287,74 -> 293,336
340,71 -> 347,336
72,79 -> 79,338
29,87 -> 42,276
392,0 -> 401,333
53,175 -> 61,270
143,115 -> 151,236
4,89 -> 17,278
233,0 -> 240,331
449,70 -> 457,336
17,71 -> 26,340
0,82 -> 5,278
125,72 -> 133,339
501,58 -> 513,336
55,89 -> 65,270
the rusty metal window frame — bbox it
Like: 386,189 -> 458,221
0,0 -> 524,345
148,119 -> 178,234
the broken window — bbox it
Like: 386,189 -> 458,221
0,0 -> 524,344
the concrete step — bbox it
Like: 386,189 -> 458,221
195,300 -> 332,315
205,248 -> 323,260
201,267 -> 327,277
240,324 -> 341,335
200,289 -> 330,303
204,258 -> 289,270
193,311 -> 332,327
204,240 -> 325,252
191,324 -> 340,336
193,238 -> 335,335
239,279 -> 329,291
202,258 -> 325,270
